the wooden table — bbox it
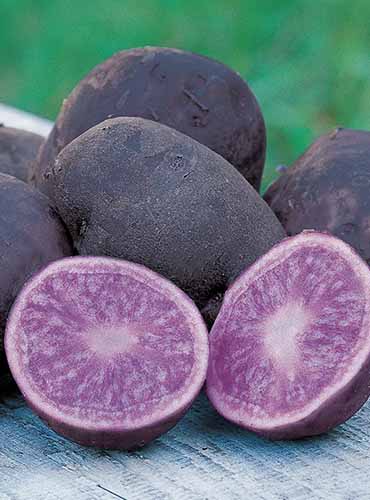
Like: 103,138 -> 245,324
1,105 -> 370,500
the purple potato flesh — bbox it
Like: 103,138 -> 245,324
207,231 -> 370,439
5,256 -> 209,449
34,46 -> 266,192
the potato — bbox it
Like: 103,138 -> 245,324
208,231 -> 370,439
35,47 -> 266,192
6,256 -> 209,449
44,117 -> 284,325
0,125 -> 43,182
264,128 -> 370,263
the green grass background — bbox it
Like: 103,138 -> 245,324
1,0 -> 369,190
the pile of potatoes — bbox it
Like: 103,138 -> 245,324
2,46 -> 370,449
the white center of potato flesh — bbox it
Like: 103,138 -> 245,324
263,302 -> 312,378
86,325 -> 139,357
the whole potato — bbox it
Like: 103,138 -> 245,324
45,117 -> 284,325
0,125 -> 43,182
35,47 -> 266,192
264,128 -> 370,263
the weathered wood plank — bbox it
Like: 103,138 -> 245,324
1,390 -> 370,500
0,104 -> 52,136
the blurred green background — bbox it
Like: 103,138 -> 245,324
1,0 -> 369,191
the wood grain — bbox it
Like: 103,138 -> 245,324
0,104 -> 52,136
1,390 -> 370,500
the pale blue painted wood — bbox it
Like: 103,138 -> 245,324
1,391 -> 370,499
1,107 -> 370,500
0,104 -> 52,136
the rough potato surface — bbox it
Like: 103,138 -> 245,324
0,125 -> 44,182
45,117 -> 284,324
35,47 -> 266,192
264,129 -> 370,263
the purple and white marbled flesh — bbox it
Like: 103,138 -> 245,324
5,257 -> 209,449
207,231 -> 370,439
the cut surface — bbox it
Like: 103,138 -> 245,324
6,257 -> 208,435
0,174 -> 72,375
207,232 -> 370,434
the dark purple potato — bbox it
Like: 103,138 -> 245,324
43,117 -> 284,325
207,231 -> 370,439
35,46 -> 266,192
264,128 -> 370,264
0,174 -> 72,375
0,125 -> 44,182
5,256 -> 209,449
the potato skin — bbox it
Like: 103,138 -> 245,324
0,175 -> 73,374
35,46 -> 266,192
25,384 -> 193,450
264,128 -> 370,264
0,126 -> 44,183
45,117 -> 284,325
261,355 -> 370,439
